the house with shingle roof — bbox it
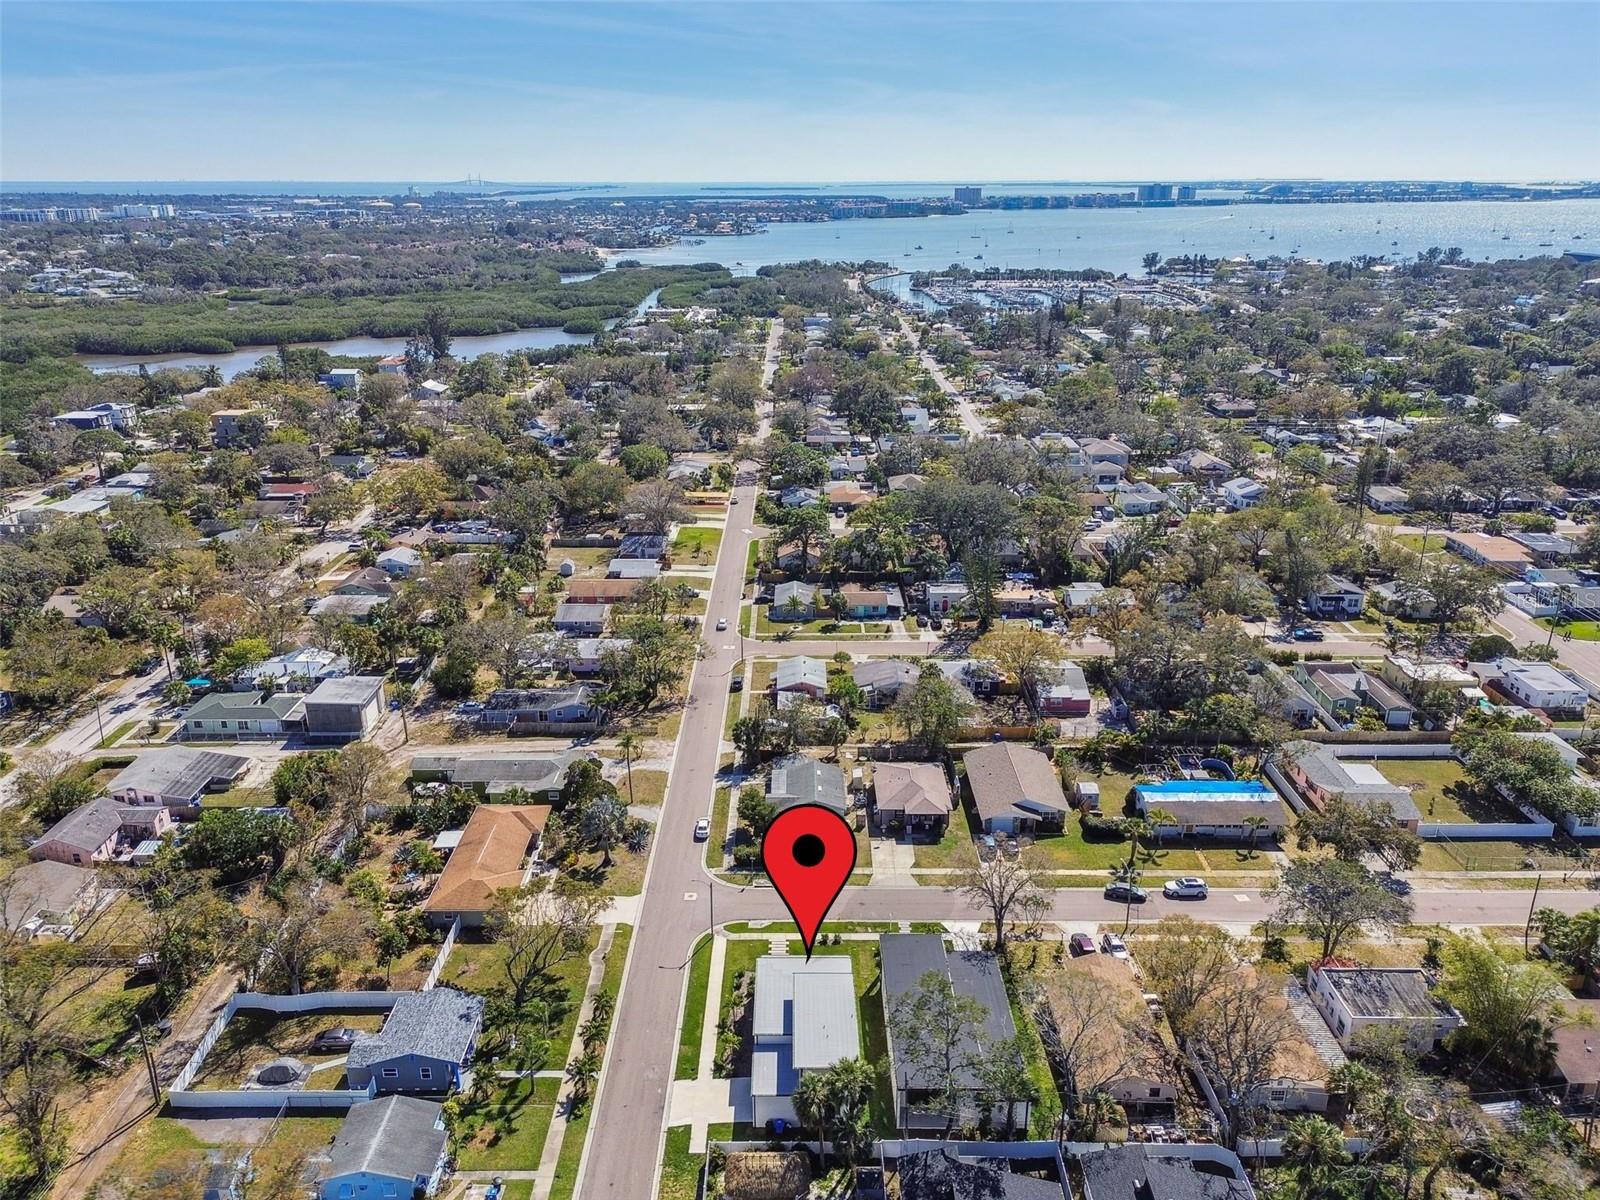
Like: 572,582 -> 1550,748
871,763 -> 952,836
880,933 -> 1027,1133
767,754 -> 847,816
963,744 -> 1068,835
345,988 -> 484,1093
318,1095 -> 449,1200
421,805 -> 550,927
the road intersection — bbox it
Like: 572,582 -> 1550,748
570,319 -> 1600,1199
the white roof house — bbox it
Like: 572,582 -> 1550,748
774,656 -> 828,696
1221,477 -> 1266,510
750,955 -> 859,1126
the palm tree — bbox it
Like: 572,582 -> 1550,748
1282,1115 -> 1350,1200
1242,814 -> 1269,858
821,1058 -> 875,1165
616,732 -> 638,805
565,1049 -> 600,1110
792,1069 -> 831,1161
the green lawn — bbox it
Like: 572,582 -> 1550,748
659,1123 -> 732,1200
717,938 -> 767,1034
1021,816 -> 1209,874
673,525 -> 724,560
442,929 -> 599,1053
707,787 -> 732,869
548,1097 -> 589,1200
744,539 -> 762,583
601,924 -> 633,996
754,609 -> 891,638
1546,619 -> 1600,641
674,935 -> 714,1079
1416,838 -> 1572,872
546,925 -> 633,1196
1356,757 -> 1521,824
96,719 -> 138,749
1004,967 -> 1063,1138
457,1075 -> 561,1170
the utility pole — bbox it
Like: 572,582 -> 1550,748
133,1013 -> 160,1104
1523,873 -> 1543,952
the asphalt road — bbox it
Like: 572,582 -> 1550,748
570,318 -> 1597,1199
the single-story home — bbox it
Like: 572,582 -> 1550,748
182,691 -> 306,741
345,988 -> 484,1094
852,659 -> 919,708
925,581 -> 969,615
1034,661 -> 1091,717
29,797 -> 172,867
1278,742 -> 1421,831
376,546 -> 423,578
1306,963 -> 1464,1051
1444,531 -> 1534,573
1046,954 -> 1180,1119
767,754 -> 848,816
835,585 -> 904,620
476,685 -> 603,732
318,1095 -> 449,1200
108,747 -> 252,817
411,754 -> 574,803
773,656 -> 828,700
1476,657 -> 1589,715
771,581 -> 817,621
553,602 -> 610,636
422,804 -> 550,928
553,637 -> 631,676
963,743 -> 1068,836
1076,1145 -> 1252,1200
871,762 -> 952,836
232,647 -> 350,691
1133,780 -> 1288,840
1548,997 -> 1600,1106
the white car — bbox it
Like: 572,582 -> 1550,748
1163,877 -> 1209,899
1099,933 -> 1130,959
693,818 -> 711,841
715,617 -> 728,631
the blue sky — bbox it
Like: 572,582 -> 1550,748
2,1 -> 1595,183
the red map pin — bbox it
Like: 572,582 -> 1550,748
760,803 -> 856,959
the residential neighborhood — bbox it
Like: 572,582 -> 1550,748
2,230 -> 1599,1200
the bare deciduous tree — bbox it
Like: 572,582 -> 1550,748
952,856 -> 1048,955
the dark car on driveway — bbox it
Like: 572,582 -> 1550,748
1068,933 -> 1097,956
309,1027 -> 359,1054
